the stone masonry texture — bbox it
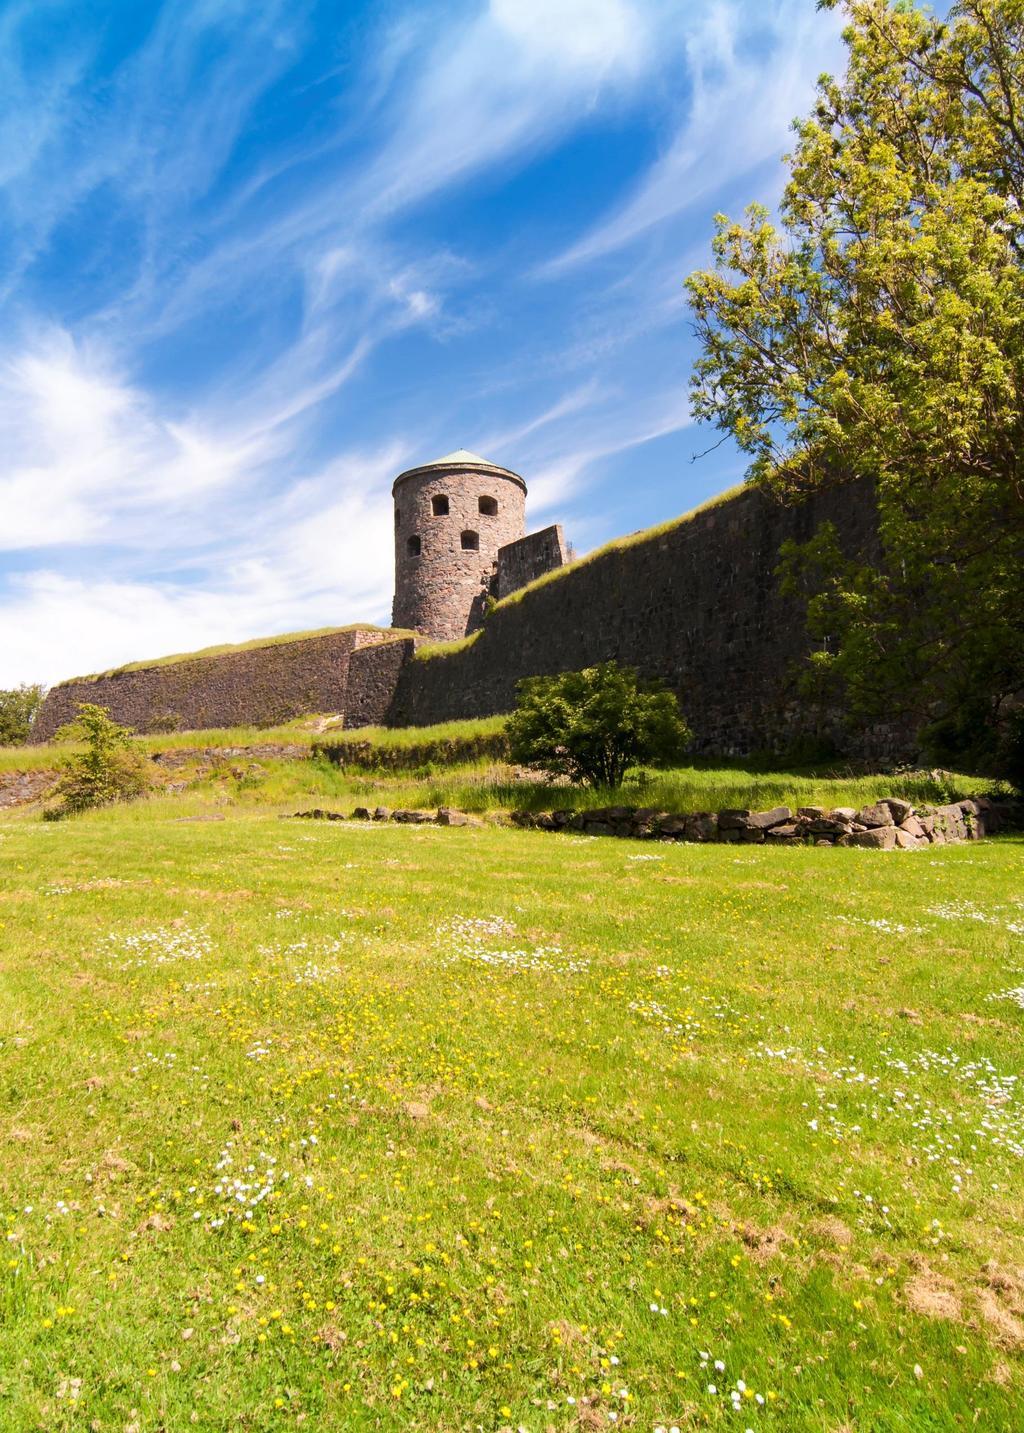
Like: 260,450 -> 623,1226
386,478 -> 898,758
32,629 -> 398,742
495,525 -> 568,600
392,457 -> 526,640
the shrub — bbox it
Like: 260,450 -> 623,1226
48,704 -> 149,817
0,684 -> 45,745
507,662 -> 691,788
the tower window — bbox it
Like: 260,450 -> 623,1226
431,494 -> 449,516
407,534 -> 421,557
478,495 -> 497,516
461,530 -> 479,551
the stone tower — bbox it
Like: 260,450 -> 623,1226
392,450 -> 527,640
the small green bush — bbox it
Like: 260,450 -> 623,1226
48,704 -> 150,817
507,662 -> 691,788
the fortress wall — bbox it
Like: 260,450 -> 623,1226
342,637 -> 419,730
387,479 -> 901,757
32,628 -> 398,742
496,525 -> 568,600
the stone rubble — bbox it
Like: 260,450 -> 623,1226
285,794 -> 1019,849
510,795 -> 1020,849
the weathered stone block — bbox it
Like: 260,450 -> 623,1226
849,826 -> 897,849
684,812 -> 718,842
718,809 -> 752,829
748,806 -> 793,830
436,808 -> 470,826
856,802 -> 894,828
883,798 -> 914,823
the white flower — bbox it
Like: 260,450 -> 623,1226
708,1384 -> 717,1395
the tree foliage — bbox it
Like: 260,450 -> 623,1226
686,0 -> 1024,776
507,662 -> 691,788
0,684 -> 45,745
49,703 -> 149,817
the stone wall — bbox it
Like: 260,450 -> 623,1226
343,637 -> 419,730
387,479 -> 898,757
32,628 -> 399,742
495,525 -> 568,600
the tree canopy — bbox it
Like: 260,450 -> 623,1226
507,662 -> 691,788
686,0 -> 1024,777
0,685 -> 45,746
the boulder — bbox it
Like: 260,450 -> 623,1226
899,815 -> 925,839
766,823 -> 801,842
883,797 -> 915,824
748,806 -> 793,831
895,829 -> 921,849
391,809 -> 434,824
797,806 -> 825,819
372,806 -> 390,822
684,812 -> 718,842
832,807 -> 858,824
848,826 -> 897,850
350,807 -> 371,820
436,808 -> 470,827
856,802 -> 894,828
718,809 -> 752,829
658,814 -> 689,837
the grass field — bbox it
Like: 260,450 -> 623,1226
1,796 -> 1021,1430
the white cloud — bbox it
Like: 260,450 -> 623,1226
489,0 -> 649,76
0,331 -> 265,550
544,0 -> 844,270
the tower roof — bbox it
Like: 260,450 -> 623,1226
392,449 -> 526,494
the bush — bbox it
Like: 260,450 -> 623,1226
0,684 -> 45,745
507,662 -> 691,788
48,704 -> 149,817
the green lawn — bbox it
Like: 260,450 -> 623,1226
0,800 -> 1021,1430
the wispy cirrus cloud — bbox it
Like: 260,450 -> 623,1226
0,0 -> 849,686
543,0 -> 844,271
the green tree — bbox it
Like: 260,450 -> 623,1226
49,703 -> 149,817
686,0 -> 1024,777
0,684 -> 45,745
507,662 -> 691,788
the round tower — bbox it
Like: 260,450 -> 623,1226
392,449 -> 526,640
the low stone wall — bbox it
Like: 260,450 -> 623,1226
32,628 -> 400,742
510,795 -> 1019,847
287,794 -> 1020,847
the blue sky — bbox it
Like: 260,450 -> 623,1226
0,0 -> 843,686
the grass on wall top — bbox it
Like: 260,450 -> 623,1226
66,625 -> 415,683
413,483 -> 746,662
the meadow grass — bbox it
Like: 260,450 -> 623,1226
0,794 -> 1021,1431
194,751 -> 983,821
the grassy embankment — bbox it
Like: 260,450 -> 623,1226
0,798 -> 1021,1430
0,713 -> 990,817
